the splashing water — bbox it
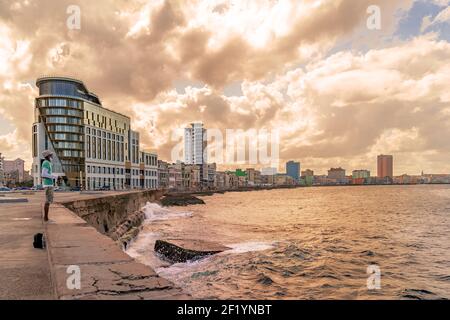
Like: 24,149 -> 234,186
142,202 -> 192,221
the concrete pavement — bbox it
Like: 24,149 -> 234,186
0,191 -> 188,300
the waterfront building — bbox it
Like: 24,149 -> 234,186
286,161 -> 300,182
214,171 -> 226,189
275,174 -> 295,186
139,151 -> 158,189
327,167 -> 346,184
352,170 -> 370,179
0,154 -> 4,187
301,169 -> 314,186
301,169 -> 314,177
184,123 -> 208,185
3,158 -> 25,183
246,168 -> 262,186
32,76 -> 156,190
184,164 -> 201,190
261,167 -> 277,176
377,155 -> 393,179
207,163 -> 217,188
157,160 -> 169,189
168,162 -> 183,190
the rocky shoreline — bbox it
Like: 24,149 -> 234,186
161,185 -> 299,206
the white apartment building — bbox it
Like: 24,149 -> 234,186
184,123 -> 208,185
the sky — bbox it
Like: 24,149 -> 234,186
0,0 -> 450,175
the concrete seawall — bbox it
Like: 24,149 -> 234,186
45,191 -> 189,300
63,190 -> 164,246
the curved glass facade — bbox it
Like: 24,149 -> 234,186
37,78 -> 101,105
36,80 -> 86,186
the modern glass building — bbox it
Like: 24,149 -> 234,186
32,76 -> 157,190
286,161 -> 300,182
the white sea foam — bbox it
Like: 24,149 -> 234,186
225,241 -> 275,254
142,202 -> 192,221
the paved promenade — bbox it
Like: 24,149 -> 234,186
0,191 -> 188,300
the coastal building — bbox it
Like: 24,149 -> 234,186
184,123 -> 208,185
300,169 -> 314,186
184,164 -> 201,190
214,171 -> 226,189
352,170 -> 370,179
246,168 -> 262,186
275,174 -> 295,186
327,167 -> 346,184
157,160 -> 169,189
286,161 -> 300,182
32,76 -> 156,190
139,151 -> 158,189
261,167 -> 277,176
168,162 -> 183,190
377,155 -> 393,179
0,154 -> 4,187
3,158 -> 25,183
301,169 -> 314,177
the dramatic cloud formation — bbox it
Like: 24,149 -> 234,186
1,0 -> 449,175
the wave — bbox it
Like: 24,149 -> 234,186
224,241 -> 276,254
142,202 -> 193,221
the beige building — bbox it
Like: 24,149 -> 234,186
157,160 -> 169,189
0,153 -> 4,186
3,158 -> 25,183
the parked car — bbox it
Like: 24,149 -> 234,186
14,187 -> 31,191
99,185 -> 111,191
70,186 -> 81,192
31,185 -> 44,191
0,187 -> 11,192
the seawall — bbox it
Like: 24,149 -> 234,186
63,190 -> 164,247
45,190 -> 189,300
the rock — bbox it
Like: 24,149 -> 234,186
160,194 -> 205,206
257,274 -> 274,286
154,239 -> 230,263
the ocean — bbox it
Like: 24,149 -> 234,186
126,185 -> 450,300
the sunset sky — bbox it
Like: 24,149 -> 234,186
1,0 -> 450,174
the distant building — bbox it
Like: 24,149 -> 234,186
301,169 -> 314,177
327,167 -> 346,180
168,161 -> 183,190
246,168 -> 262,186
184,123 -> 207,185
286,161 -> 300,182
139,152 -> 158,189
275,174 -> 296,186
377,155 -> 393,179
3,158 -> 25,183
352,170 -> 370,179
157,160 -> 169,189
0,153 -> 5,186
261,167 -> 277,176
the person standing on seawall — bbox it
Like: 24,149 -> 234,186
41,150 -> 59,222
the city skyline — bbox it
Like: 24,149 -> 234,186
1,1 -> 450,175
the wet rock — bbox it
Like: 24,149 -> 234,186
361,250 -> 375,257
160,194 -> 205,207
257,274 -> 274,286
154,239 -> 230,263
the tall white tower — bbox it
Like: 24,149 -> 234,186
184,123 -> 207,165
184,123 -> 208,185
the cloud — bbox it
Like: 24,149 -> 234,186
421,5 -> 450,32
0,0 -> 448,175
